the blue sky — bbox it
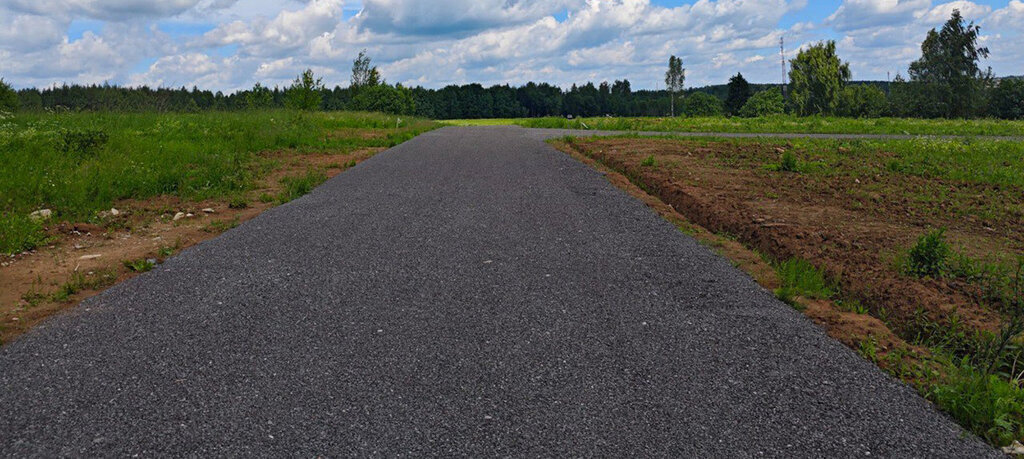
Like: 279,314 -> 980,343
1,0 -> 1022,91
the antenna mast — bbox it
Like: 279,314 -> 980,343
780,37 -> 787,98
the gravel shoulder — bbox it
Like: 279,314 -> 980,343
0,126 -> 997,456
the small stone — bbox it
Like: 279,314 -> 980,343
29,209 -> 53,222
146,258 -> 158,265
186,213 -> 195,218
173,212 -> 186,221
1003,441 -> 1024,455
110,208 -> 120,216
202,208 -> 215,214
79,254 -> 102,260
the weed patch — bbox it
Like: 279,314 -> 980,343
123,258 -> 155,273
903,229 -> 951,278
277,170 -> 328,203
0,213 -> 50,254
774,258 -> 834,304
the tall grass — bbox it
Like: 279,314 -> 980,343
0,110 -> 438,254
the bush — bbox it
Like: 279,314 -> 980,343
738,88 -> 785,117
349,84 -> 416,115
839,85 -> 889,118
681,92 -> 724,117
905,229 -> 950,278
777,151 -> 799,172
0,78 -> 19,112
57,129 -> 109,159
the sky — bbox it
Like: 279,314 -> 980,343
1,0 -> 1022,92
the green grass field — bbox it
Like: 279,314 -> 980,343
0,110 -> 438,254
447,115 -> 1024,136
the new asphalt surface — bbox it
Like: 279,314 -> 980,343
0,126 -> 998,457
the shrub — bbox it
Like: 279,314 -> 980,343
905,229 -> 950,278
640,155 -> 657,167
349,84 -> 416,115
681,92 -> 724,117
838,85 -> 890,118
778,151 -> 799,172
57,129 -> 109,158
738,88 -> 785,117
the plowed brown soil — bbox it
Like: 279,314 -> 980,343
555,137 -> 1023,361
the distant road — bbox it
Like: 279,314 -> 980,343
0,126 -> 997,456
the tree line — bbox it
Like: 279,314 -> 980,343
1,10 -> 1020,120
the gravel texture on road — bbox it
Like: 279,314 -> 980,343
0,126 -> 996,457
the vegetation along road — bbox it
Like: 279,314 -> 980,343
0,126 -> 998,456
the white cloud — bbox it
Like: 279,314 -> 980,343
1,0 -> 1022,91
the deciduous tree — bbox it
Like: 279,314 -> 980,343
665,55 -> 685,117
788,41 -> 850,116
285,69 -> 324,111
908,9 -> 992,118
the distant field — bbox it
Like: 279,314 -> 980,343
446,115 -> 1024,136
0,110 -> 438,254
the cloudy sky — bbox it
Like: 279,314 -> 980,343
1,0 -> 1022,92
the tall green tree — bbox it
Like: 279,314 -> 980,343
908,9 -> 992,118
665,55 -> 685,117
350,50 -> 382,94
0,79 -> 19,112
724,73 -> 752,115
285,69 -> 324,111
788,41 -> 851,116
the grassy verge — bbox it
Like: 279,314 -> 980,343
446,115 -> 1024,136
0,110 -> 438,254
553,134 -> 1024,448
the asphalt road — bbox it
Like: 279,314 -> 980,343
0,126 -> 997,457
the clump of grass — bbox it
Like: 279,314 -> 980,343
277,169 -> 328,203
778,151 -> 799,172
903,229 -> 950,278
50,269 -> 117,302
929,358 -> 1024,447
258,193 -> 274,203
640,155 -> 657,167
123,258 -> 155,273
203,217 -> 241,233
0,213 -> 50,255
228,195 -> 249,209
774,258 -> 834,306
858,336 -> 879,363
